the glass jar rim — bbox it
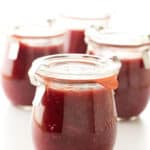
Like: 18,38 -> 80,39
85,25 -> 150,47
60,13 -> 110,21
28,54 -> 121,87
10,21 -> 66,39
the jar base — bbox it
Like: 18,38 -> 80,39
117,116 -> 139,122
13,105 -> 32,111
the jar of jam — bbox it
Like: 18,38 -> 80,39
60,12 -> 110,54
28,54 -> 121,150
1,22 -> 65,106
85,26 -> 150,119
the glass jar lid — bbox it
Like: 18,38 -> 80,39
10,20 -> 66,39
60,2 -> 110,20
28,54 -> 121,89
61,12 -> 110,21
85,25 -> 150,46
59,9 -> 110,30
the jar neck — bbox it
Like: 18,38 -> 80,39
9,21 -> 66,40
9,33 -> 65,47
85,25 -> 150,49
86,37 -> 150,69
86,36 -> 150,49
35,73 -> 119,90
11,32 -> 65,40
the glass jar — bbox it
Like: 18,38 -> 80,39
60,13 -> 110,54
28,54 -> 120,150
1,22 -> 65,106
85,26 -> 150,119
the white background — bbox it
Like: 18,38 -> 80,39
0,0 -> 150,149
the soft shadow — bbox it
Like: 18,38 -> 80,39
1,105 -> 34,150
115,118 -> 150,150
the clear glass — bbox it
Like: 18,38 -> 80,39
86,26 -> 150,119
1,23 -> 65,107
60,14 -> 110,53
29,54 -> 120,150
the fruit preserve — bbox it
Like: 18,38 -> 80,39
61,13 -> 110,53
28,54 -> 120,150
1,23 -> 65,106
85,26 -> 150,119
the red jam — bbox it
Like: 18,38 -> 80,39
2,43 -> 64,106
85,27 -> 150,118
64,29 -> 87,53
29,54 -> 120,150
89,50 -> 150,118
33,86 -> 117,150
61,14 -> 110,54
1,25 -> 65,106
88,50 -> 150,118
116,57 -> 150,118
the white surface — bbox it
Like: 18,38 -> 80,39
0,84 -> 150,150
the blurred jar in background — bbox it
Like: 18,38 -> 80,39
60,12 -> 110,54
29,54 -> 121,150
85,26 -> 150,119
1,21 -> 65,107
